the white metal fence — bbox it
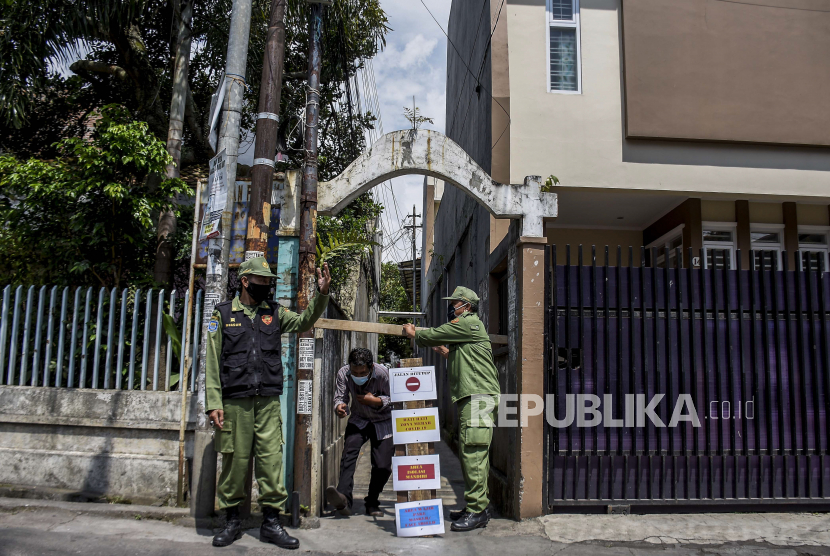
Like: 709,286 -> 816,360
0,285 -> 203,392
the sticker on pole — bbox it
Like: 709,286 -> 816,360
392,407 -> 441,445
390,366 -> 437,402
297,379 -> 312,414
392,454 -> 441,492
203,293 -> 221,323
298,338 -> 315,370
199,149 -> 228,242
394,499 -> 444,537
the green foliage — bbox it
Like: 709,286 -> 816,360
540,174 -> 560,192
316,231 -> 379,264
162,312 -> 182,388
378,261 -> 413,360
0,105 -> 189,287
316,193 -> 382,299
403,104 -> 434,131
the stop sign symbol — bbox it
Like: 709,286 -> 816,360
405,377 -> 420,392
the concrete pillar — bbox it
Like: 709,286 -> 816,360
736,200 -> 751,269
682,198 -> 703,263
784,202 -> 798,269
514,236 -> 547,519
190,429 -> 217,518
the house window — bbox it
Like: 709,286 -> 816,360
547,0 -> 581,93
750,228 -> 782,271
703,225 -> 736,270
646,224 -> 683,268
798,228 -> 829,272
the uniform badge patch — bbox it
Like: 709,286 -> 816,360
207,319 -> 219,333
261,315 -> 273,325
451,318 -> 459,324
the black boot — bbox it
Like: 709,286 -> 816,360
213,506 -> 243,547
450,507 -> 469,521
260,507 -> 299,550
450,509 -> 490,532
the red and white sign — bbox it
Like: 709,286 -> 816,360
390,366 -> 436,402
392,455 -> 442,492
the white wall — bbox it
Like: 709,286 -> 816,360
506,0 -> 830,200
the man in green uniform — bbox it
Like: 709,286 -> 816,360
402,286 -> 501,532
206,257 -> 331,549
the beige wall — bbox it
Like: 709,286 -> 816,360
545,227 -> 644,265
505,0 -> 830,200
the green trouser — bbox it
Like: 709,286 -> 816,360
457,395 -> 497,514
215,396 -> 287,511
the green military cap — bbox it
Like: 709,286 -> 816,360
238,256 -> 277,278
443,286 -> 479,306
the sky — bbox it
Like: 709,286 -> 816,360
370,0 -> 451,264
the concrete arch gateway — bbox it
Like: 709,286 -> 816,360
319,129 -> 558,238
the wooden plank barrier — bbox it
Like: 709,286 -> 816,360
315,318 -> 508,345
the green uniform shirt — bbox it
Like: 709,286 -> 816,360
205,293 -> 329,413
414,312 -> 501,404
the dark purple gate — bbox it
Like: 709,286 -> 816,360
544,245 -> 830,510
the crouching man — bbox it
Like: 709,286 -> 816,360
206,257 -> 331,549
325,348 -> 393,517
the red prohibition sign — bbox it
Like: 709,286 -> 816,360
405,377 -> 420,392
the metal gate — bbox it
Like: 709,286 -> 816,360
544,245 -> 830,509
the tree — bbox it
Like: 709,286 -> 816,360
378,261 -> 413,360
0,105 -> 189,287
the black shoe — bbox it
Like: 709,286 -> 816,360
260,507 -> 299,550
450,509 -> 490,532
450,507 -> 469,521
213,506 -> 243,547
365,504 -> 383,517
325,486 -> 351,516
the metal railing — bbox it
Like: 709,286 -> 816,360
0,285 -> 203,392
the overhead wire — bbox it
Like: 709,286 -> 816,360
419,0 -> 511,150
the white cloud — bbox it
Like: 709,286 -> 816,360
370,0 -> 450,263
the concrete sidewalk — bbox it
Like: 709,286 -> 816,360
2,440 -> 830,555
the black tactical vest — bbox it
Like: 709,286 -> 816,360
215,300 -> 284,399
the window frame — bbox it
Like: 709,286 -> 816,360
546,0 -> 582,95
797,225 -> 830,272
749,223 -> 784,271
702,222 -> 737,270
645,224 -> 684,268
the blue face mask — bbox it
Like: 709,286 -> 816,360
350,369 -> 372,386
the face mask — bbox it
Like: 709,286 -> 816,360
350,370 -> 372,386
244,281 -> 271,304
447,302 -> 467,322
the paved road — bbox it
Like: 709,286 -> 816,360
2,502 -> 830,556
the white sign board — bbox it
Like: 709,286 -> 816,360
298,338 -> 315,370
297,379 -> 312,414
392,407 -> 441,445
392,454 -> 442,492
390,366 -> 437,403
199,149 -> 228,242
394,499 -> 445,537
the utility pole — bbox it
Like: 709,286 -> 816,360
245,0 -> 288,259
404,206 -> 422,357
403,205 -> 422,312
191,0 -> 253,519
294,0 -> 325,515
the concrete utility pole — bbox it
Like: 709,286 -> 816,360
191,0 -> 253,519
245,0 -> 288,258
294,0 -> 324,513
